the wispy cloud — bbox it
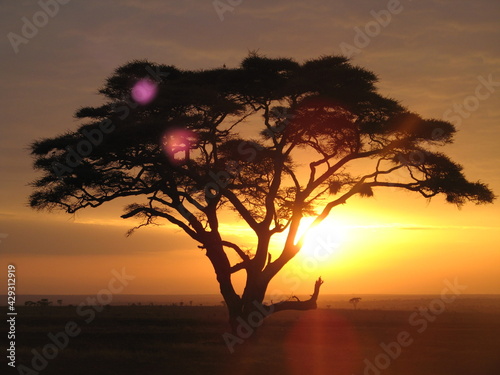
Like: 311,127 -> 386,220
343,224 -> 498,231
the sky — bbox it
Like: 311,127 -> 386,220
0,0 -> 499,299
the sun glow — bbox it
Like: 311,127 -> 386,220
295,216 -> 349,262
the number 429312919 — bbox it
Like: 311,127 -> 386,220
8,265 -> 16,311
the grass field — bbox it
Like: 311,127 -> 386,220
3,305 -> 500,375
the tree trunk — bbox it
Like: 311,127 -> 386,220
222,277 -> 324,353
204,236 -> 325,351
203,239 -> 243,331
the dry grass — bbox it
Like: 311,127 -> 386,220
4,305 -> 500,375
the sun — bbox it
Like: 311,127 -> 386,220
294,216 -> 349,262
267,212 -> 354,271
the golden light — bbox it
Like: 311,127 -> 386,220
295,216 -> 349,262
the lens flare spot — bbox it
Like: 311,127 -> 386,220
131,79 -> 158,105
162,128 -> 198,164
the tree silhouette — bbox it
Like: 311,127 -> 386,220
349,297 -> 361,310
29,54 -> 494,332
37,299 -> 52,307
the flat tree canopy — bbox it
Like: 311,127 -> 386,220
29,54 -> 494,335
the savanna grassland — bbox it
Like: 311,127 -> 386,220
3,302 -> 500,375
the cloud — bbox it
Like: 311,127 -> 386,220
0,217 -> 197,256
346,223 -> 498,231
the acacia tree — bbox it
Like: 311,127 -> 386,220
30,54 -> 494,331
349,297 -> 361,310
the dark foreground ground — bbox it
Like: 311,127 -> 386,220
2,305 -> 500,375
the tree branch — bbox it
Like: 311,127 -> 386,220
121,207 -> 201,241
268,277 -> 324,313
222,241 -> 251,262
230,262 -> 247,273
222,189 -> 260,232
303,140 -> 406,197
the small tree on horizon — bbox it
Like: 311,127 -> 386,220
29,54 -> 494,333
349,297 -> 361,310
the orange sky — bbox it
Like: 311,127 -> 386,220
1,0 -> 499,297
